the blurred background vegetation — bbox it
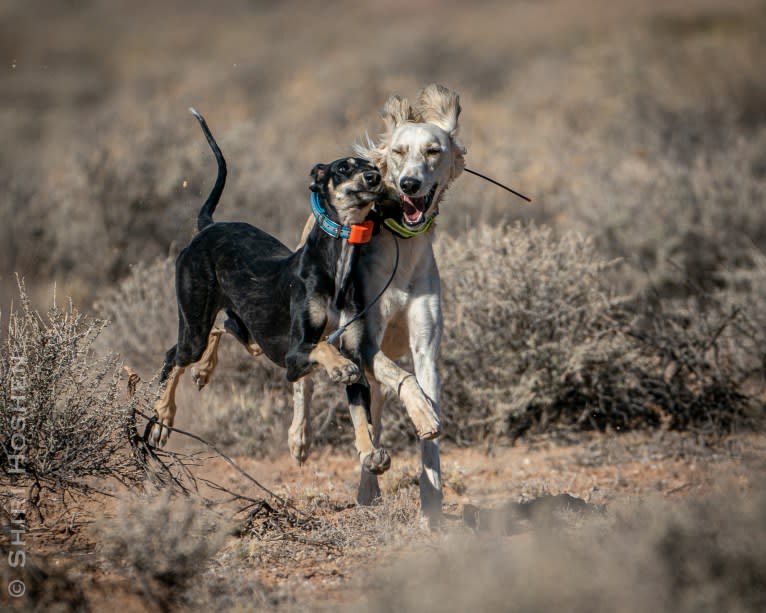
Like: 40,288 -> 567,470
1,0 -> 765,450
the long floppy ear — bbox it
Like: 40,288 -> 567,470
416,83 -> 461,136
450,144 -> 466,181
309,163 -> 327,193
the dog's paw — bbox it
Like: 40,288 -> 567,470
288,421 -> 311,466
400,377 -> 442,440
191,367 -> 211,390
328,359 -> 361,385
144,415 -> 171,448
362,448 -> 392,475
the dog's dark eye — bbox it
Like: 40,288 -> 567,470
427,146 -> 442,156
336,162 -> 349,175
392,147 -> 405,157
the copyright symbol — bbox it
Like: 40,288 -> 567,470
8,579 -> 25,598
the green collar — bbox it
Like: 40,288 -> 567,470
382,214 -> 436,238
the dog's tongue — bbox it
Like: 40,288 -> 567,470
401,195 -> 425,223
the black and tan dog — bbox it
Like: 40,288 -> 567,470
145,109 -> 383,450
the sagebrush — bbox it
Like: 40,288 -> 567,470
438,224 -> 754,443
95,492 -> 229,610
0,280 -> 143,520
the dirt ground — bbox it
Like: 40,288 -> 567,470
13,429 -> 764,612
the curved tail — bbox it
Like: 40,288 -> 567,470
189,107 -> 227,231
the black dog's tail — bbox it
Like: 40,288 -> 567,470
190,107 -> 227,231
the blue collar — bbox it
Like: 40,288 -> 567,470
310,191 -> 373,244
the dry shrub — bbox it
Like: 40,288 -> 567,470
0,547 -> 88,613
437,224 -> 629,442
94,254 -> 177,369
95,491 -> 228,610
436,224 -> 752,444
0,280 -> 142,520
715,248 -> 766,386
454,10 -> 766,300
358,484 -> 766,613
578,128 -> 766,298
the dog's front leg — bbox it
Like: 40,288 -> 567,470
285,297 -> 361,384
288,377 -> 313,465
356,381 -> 387,504
407,290 -> 444,524
365,347 -> 441,440
340,319 -> 391,488
147,362 -> 185,448
347,382 -> 391,488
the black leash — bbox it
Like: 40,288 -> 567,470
465,167 -> 532,202
326,233 -> 399,345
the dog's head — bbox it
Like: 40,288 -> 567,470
358,84 -> 466,231
310,157 -> 382,226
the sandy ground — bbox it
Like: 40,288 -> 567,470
18,429 -> 764,611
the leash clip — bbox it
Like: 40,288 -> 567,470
326,328 -> 344,346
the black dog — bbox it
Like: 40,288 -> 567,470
145,109 -> 382,448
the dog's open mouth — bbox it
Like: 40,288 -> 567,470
400,184 -> 437,227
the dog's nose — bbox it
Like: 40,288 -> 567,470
364,171 -> 381,187
400,176 -> 421,195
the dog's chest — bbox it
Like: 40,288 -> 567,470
359,232 -> 436,320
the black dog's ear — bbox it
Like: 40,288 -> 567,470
310,163 -> 327,193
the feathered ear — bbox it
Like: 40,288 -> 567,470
416,83 -> 461,136
380,94 -> 420,132
450,146 -> 466,181
356,94 -> 419,178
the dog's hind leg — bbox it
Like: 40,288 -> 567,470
224,312 -> 264,357
288,377 -> 313,465
146,346 -> 187,447
191,315 -> 265,391
190,328 -> 225,390
150,367 -> 185,447
356,380 -> 388,504
148,263 -> 220,447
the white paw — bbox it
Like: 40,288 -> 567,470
400,377 -> 442,439
288,422 -> 311,466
